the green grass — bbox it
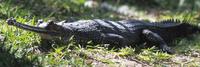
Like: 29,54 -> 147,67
0,0 -> 200,66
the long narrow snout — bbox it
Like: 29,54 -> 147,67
6,18 -> 60,36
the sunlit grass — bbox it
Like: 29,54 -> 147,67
137,47 -> 173,64
0,0 -> 200,66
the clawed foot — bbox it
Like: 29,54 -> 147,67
160,45 -> 175,54
6,17 -> 16,25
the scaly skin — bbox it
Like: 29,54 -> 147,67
6,18 -> 200,54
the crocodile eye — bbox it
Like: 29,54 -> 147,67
37,19 -> 43,26
37,19 -> 43,24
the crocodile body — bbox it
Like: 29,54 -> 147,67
6,18 -> 200,54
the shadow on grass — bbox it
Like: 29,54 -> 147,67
173,35 -> 200,54
0,38 -> 41,67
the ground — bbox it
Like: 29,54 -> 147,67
0,0 -> 200,67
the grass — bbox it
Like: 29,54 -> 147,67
0,0 -> 200,66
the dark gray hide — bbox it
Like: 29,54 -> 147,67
6,18 -> 200,54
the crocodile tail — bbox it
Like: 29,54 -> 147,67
159,19 -> 181,23
6,19 -> 59,35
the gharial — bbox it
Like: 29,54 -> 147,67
6,18 -> 200,54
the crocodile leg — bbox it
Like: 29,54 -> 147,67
142,29 -> 174,54
38,39 -> 54,52
102,33 -> 128,48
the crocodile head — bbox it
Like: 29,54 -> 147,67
6,18 -> 62,40
36,20 -> 67,33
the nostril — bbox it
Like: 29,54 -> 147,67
6,18 -> 16,25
